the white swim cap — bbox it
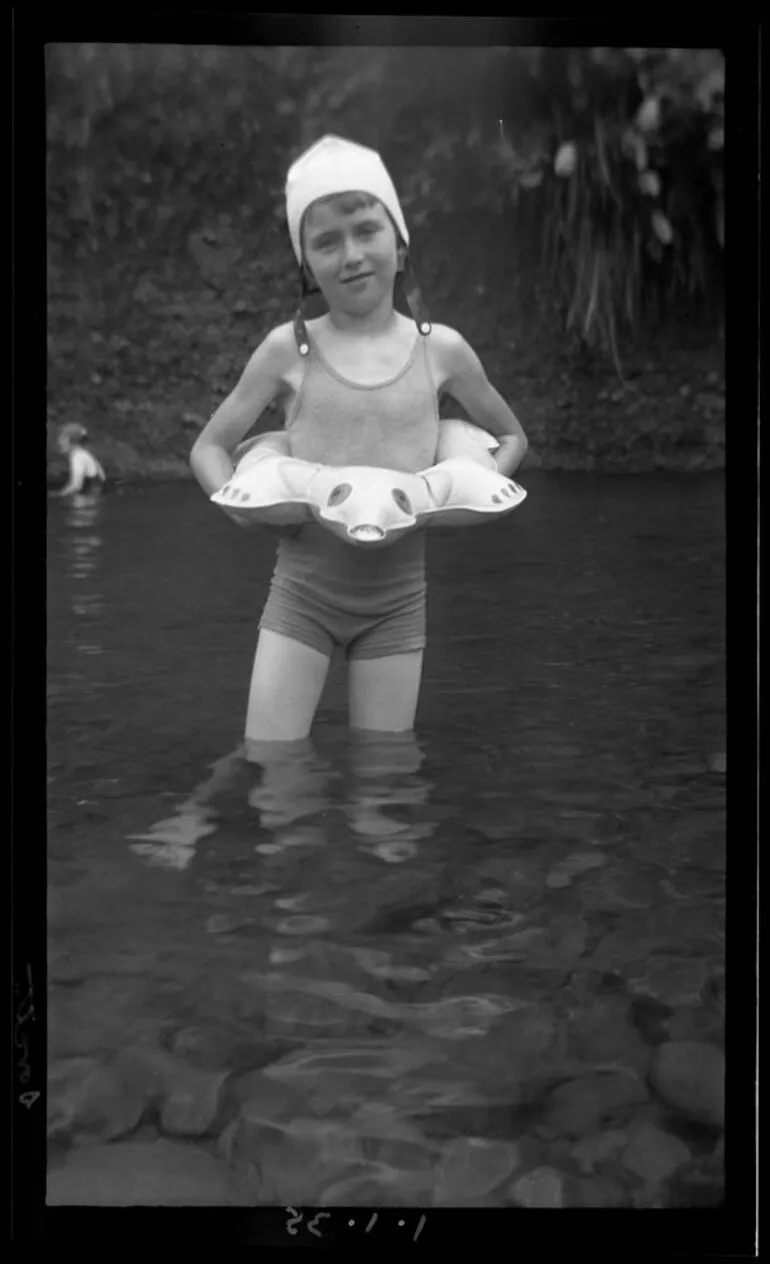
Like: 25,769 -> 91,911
285,134 -> 409,264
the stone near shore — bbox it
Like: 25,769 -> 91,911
621,1120 -> 692,1184
114,1045 -> 229,1137
649,1041 -> 724,1128
434,1136 -> 523,1205
510,1166 -> 570,1208
47,1139 -> 251,1206
540,1072 -> 649,1139
48,1056 -> 146,1143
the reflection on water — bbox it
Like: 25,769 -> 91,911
47,478 -> 727,1209
128,730 -> 436,869
57,493 -> 105,650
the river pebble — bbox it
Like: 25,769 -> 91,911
540,1071 -> 648,1138
510,1166 -> 569,1208
621,1120 -> 692,1183
434,1136 -> 522,1204
114,1045 -> 229,1137
47,1139 -> 251,1205
649,1040 -> 724,1127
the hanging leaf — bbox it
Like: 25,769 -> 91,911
636,96 -> 661,132
554,141 -> 578,176
652,210 -> 674,245
638,170 -> 661,197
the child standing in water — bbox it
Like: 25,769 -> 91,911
191,135 -> 528,741
51,423 -> 106,497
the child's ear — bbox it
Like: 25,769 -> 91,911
396,244 -> 407,273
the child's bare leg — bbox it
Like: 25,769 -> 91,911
346,660 -> 433,860
245,736 -> 335,853
347,650 -> 423,733
245,628 -> 331,741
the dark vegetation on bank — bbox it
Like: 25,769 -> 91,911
46,45 -> 725,480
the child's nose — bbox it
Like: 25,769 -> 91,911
342,237 -> 365,266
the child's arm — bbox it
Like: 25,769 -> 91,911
435,328 -> 529,477
190,325 -> 294,497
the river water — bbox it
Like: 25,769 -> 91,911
46,475 -> 725,1208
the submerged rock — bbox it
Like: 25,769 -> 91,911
510,1166 -> 570,1208
540,1071 -> 648,1138
47,1139 -> 251,1205
170,1024 -> 253,1070
545,850 -> 608,889
649,1041 -> 724,1128
219,1108 -> 363,1204
229,1067 -> 308,1120
621,1120 -> 692,1183
48,1056 -> 147,1144
566,997 -> 650,1069
114,1045 -> 229,1137
574,1175 -> 627,1207
571,1129 -> 629,1174
434,1136 -> 522,1205
664,1004 -> 723,1048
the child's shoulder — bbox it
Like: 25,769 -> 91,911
427,323 -> 479,387
248,321 -> 305,382
259,320 -> 299,358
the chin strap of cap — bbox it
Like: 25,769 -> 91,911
293,266 -> 317,357
402,254 -> 432,337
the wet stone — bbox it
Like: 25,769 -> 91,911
629,956 -> 717,1009
510,1166 -> 570,1208
664,1004 -> 724,1048
219,1109 -> 364,1205
574,1174 -> 628,1207
649,1041 -> 724,1128
700,970 -> 726,1016
540,1071 -> 649,1138
170,1024 -> 253,1070
628,994 -> 675,1045
491,1004 -> 559,1059
545,849 -> 608,889
565,997 -> 650,1070
228,1068 -> 307,1120
434,1136 -> 522,1205
115,1045 -> 229,1137
318,1167 -> 431,1208
621,1120 -> 692,1183
594,868 -> 668,910
571,1128 -> 629,1174
48,1055 -> 148,1144
47,1139 -> 251,1206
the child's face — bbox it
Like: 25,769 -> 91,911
302,195 -> 402,317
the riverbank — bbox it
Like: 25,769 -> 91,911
47,211 -> 724,481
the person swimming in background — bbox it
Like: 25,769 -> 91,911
50,423 -> 106,497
